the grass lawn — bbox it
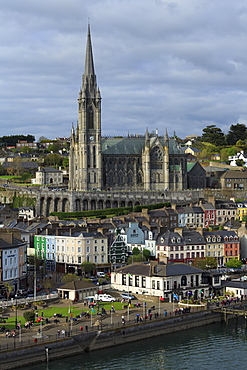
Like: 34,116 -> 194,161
0,302 -> 129,330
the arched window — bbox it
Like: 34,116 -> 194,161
181,275 -> 187,286
128,172 -> 133,185
88,105 -> 94,129
151,147 -> 163,161
137,172 -> 143,184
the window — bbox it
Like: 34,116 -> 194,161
122,274 -> 126,285
142,277 -> 146,288
135,276 -> 139,287
101,245 -> 104,252
78,247 -> 81,253
152,280 -> 155,289
157,281 -> 160,290
94,246 -> 98,252
86,246 -> 90,253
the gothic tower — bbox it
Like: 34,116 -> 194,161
69,25 -> 102,191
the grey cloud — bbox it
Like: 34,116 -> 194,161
1,0 -> 247,140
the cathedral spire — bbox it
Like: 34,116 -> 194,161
84,24 -> 95,76
82,24 -> 97,97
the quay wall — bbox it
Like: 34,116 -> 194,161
0,310 -> 223,370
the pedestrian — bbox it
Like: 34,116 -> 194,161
66,316 -> 68,323
85,325 -> 88,332
57,330 -> 60,338
61,329 -> 65,338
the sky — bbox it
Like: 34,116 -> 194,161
1,0 -> 247,142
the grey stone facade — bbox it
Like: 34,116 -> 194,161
69,26 -> 187,192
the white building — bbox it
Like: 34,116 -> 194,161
0,230 -> 27,291
229,151 -> 247,167
111,261 -> 211,302
32,166 -> 64,185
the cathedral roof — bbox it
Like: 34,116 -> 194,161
101,137 -> 144,155
101,137 -> 183,155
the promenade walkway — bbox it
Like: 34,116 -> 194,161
0,298 -> 177,351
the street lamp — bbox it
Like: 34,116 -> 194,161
15,294 -> 18,329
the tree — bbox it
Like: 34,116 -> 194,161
132,247 -> 140,255
4,283 -> 13,301
44,153 -> 63,167
226,259 -> 242,269
236,159 -> 245,167
201,125 -> 226,146
42,278 -> 53,293
192,257 -> 217,270
23,311 -> 35,322
143,249 -> 151,260
127,254 -> 144,264
198,142 -> 218,160
62,157 -> 69,169
47,143 -> 61,153
38,136 -> 48,143
226,123 -> 247,145
81,261 -> 95,275
62,273 -> 79,284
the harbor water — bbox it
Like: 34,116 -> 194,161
19,318 -> 247,370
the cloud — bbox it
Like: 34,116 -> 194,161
0,0 -> 247,140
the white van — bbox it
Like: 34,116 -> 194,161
95,294 -> 115,302
97,272 -> 105,278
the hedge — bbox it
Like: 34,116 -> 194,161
50,202 -> 171,220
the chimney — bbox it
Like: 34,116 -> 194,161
1,232 -> 13,244
174,228 -> 183,237
196,227 -> 203,235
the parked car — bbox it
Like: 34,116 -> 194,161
121,293 -> 136,300
50,291 -> 58,297
97,272 -> 105,278
95,294 -> 115,302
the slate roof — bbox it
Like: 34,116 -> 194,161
157,229 -> 205,245
115,262 -> 203,277
221,280 -> 247,289
58,280 -> 96,291
204,230 -> 238,242
38,167 -> 63,173
221,170 -> 247,179
101,137 -> 183,155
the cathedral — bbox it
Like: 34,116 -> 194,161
69,26 -> 188,192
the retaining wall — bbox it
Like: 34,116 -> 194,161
0,310 -> 223,369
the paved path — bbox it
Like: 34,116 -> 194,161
0,299 -> 178,348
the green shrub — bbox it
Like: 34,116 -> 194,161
23,311 -> 35,322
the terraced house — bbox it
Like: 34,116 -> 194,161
156,228 -> 206,263
204,230 -> 240,266
34,231 -> 108,274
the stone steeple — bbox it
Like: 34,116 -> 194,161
82,24 -> 98,97
69,25 -> 102,191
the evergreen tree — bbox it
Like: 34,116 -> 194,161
226,123 -> 247,145
201,125 -> 226,146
